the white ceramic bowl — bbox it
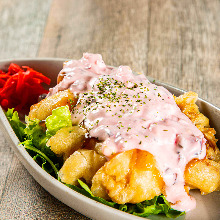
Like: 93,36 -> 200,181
0,59 -> 219,220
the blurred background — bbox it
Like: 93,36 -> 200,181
0,0 -> 219,106
0,0 -> 219,219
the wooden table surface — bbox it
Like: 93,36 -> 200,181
0,0 -> 219,219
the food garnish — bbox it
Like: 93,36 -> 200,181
6,108 -> 185,218
2,54 -> 220,218
0,63 -> 50,112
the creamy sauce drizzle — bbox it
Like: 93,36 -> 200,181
48,53 -> 206,212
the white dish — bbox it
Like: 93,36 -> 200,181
0,58 -> 219,220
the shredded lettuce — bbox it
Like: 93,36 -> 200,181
5,108 -> 185,219
25,118 -> 48,149
5,108 -> 26,141
23,140 -> 60,180
45,106 -> 72,137
6,109 -> 61,179
65,180 -> 185,218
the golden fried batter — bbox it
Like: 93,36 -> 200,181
91,151 -> 220,204
185,158 -> 220,194
83,138 -> 104,156
174,92 -> 220,162
47,126 -> 86,161
28,90 -> 77,121
91,149 -> 164,204
59,149 -> 106,185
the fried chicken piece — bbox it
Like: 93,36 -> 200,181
174,91 -> 209,127
47,126 -> 86,161
174,92 -> 220,162
59,149 -> 106,185
90,93 -> 220,204
28,90 -> 77,121
91,149 -> 164,204
198,126 -> 220,162
91,149 -> 220,205
83,138 -> 104,156
185,159 -> 220,193
29,86 -> 219,205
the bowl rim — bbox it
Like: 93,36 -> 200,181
0,57 -> 218,110
0,58 -> 219,220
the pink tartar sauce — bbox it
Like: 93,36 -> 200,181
48,53 -> 206,212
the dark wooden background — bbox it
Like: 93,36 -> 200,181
0,0 -> 219,219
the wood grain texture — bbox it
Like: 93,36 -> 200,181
0,0 -> 52,59
38,0 -> 220,107
0,140 -> 88,219
147,0 -> 220,107
0,0 -> 53,207
38,0 -> 150,72
0,0 -> 220,219
0,0 -> 87,219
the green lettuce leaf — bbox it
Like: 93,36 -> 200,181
65,180 -> 185,218
65,180 -> 116,208
24,117 -> 60,165
45,106 -> 72,138
25,118 -> 48,149
133,195 -> 185,218
22,140 -> 60,180
5,109 -> 62,179
5,108 -> 26,141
